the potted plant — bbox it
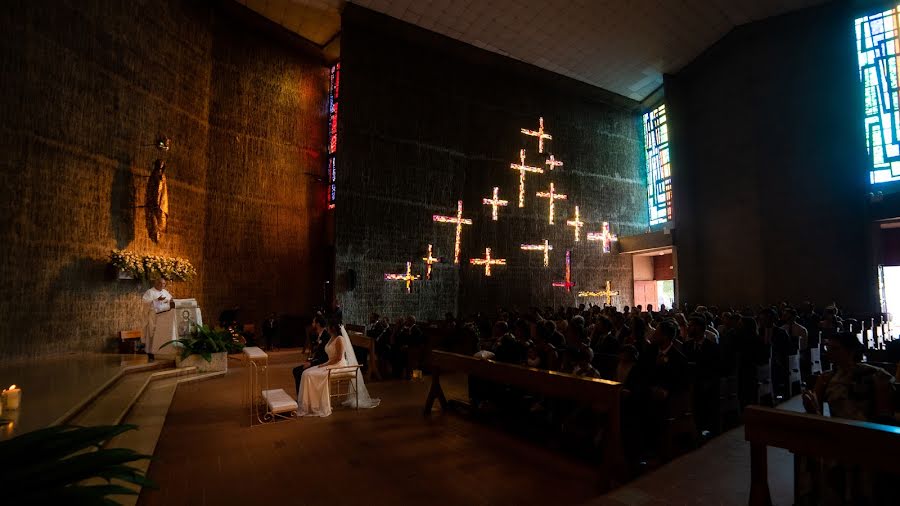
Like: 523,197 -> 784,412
160,324 -> 243,373
0,424 -> 154,504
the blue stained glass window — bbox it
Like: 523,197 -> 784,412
857,8 -> 900,184
644,103 -> 672,225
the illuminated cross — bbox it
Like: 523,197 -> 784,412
433,200 -> 473,264
552,250 -> 575,292
469,247 -> 506,277
587,221 -> 618,253
521,117 -> 552,153
546,154 -> 564,171
578,281 -> 620,305
422,244 -> 442,280
520,239 -> 553,267
566,205 -> 584,242
510,149 -> 544,208
384,261 -> 420,293
535,182 -> 568,224
482,187 -> 508,221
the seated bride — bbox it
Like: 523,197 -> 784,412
297,319 -> 380,417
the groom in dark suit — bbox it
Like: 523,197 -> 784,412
293,315 -> 329,394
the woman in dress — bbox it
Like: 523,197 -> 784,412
297,320 -> 380,417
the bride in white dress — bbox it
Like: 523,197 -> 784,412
297,321 -> 380,417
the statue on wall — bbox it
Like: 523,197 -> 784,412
145,158 -> 169,243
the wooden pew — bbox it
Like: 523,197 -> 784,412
344,327 -> 381,382
744,406 -> 900,506
424,350 -> 625,490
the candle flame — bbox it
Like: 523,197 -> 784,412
8,385 -> 15,390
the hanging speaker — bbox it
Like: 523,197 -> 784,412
347,269 -> 357,291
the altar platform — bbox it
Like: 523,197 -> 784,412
0,353 -> 151,439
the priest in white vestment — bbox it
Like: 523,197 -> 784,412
142,277 -> 173,359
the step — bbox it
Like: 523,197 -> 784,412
68,371 -> 157,427
106,370 -> 226,505
52,359 -> 174,427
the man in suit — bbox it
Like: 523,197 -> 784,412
293,315 -> 329,394
637,319 -> 690,458
759,308 -> 793,399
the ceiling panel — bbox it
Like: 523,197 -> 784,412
238,0 -> 829,101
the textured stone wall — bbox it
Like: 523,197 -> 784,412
0,0 -> 328,359
666,1 -> 874,312
335,6 -> 646,324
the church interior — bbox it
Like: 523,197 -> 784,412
3,0 -> 900,504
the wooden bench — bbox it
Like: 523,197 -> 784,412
745,406 -> 900,506
345,328 -> 381,382
119,329 -> 143,354
424,350 -> 625,489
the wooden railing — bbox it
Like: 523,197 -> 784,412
744,406 -> 900,506
425,350 -> 625,489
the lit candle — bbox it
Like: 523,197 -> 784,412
3,385 -> 21,410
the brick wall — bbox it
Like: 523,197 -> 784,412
0,0 -> 328,359
334,6 -> 647,325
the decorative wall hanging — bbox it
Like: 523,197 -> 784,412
535,182 -> 568,224
578,280 -> 620,305
552,250 -> 575,292
384,261 -> 420,293
422,244 -> 442,280
566,206 -> 584,242
545,154 -> 563,171
469,247 -> 506,277
587,222 -> 618,253
145,159 -> 168,243
482,187 -> 508,221
521,117 -> 552,153
510,149 -> 544,208
520,239 -> 553,267
433,200 -> 473,264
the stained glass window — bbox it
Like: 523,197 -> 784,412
644,103 -> 672,226
327,62 -> 340,209
857,8 -> 900,184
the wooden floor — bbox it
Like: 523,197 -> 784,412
139,354 -> 604,506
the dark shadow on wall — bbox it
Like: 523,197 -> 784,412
110,157 -> 135,249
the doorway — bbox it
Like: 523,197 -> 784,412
632,248 -> 675,310
881,265 -> 900,333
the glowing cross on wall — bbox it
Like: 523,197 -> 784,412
566,206 -> 584,242
578,281 -> 620,305
521,117 -> 552,153
535,182 -> 568,224
587,222 -> 618,253
510,149 -> 544,208
433,200 -> 473,264
520,239 -> 553,267
422,244 -> 442,280
469,247 -> 506,276
384,261 -> 421,293
482,187 -> 508,221
552,250 -> 575,292
546,154 -> 563,171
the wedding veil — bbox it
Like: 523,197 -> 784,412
339,324 -> 381,409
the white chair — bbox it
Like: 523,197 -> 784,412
328,360 -> 362,411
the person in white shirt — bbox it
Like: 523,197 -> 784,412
141,277 -> 173,360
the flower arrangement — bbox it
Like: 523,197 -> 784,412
110,249 -> 197,281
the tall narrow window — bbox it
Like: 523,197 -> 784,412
327,62 -> 340,209
856,8 -> 900,184
644,103 -> 672,226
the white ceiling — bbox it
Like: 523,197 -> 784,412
238,0 -> 828,101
